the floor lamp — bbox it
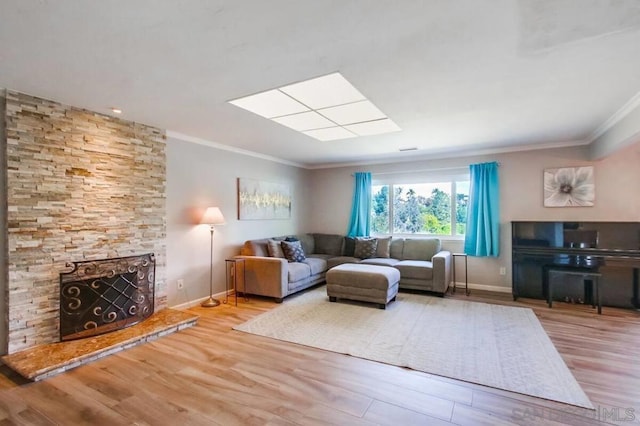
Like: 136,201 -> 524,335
200,207 -> 226,307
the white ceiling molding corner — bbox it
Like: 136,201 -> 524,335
587,89 -> 640,144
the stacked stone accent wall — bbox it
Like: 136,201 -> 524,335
5,91 -> 167,354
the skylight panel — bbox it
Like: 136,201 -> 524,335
229,89 -> 309,118
228,72 -> 401,141
344,118 -> 402,136
272,111 -> 336,131
318,100 -> 386,125
279,72 -> 366,110
303,127 -> 357,141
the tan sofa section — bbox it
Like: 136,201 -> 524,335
237,234 -> 451,302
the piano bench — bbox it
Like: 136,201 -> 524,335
547,269 -> 602,314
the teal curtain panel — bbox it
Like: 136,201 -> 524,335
347,172 -> 372,237
464,162 -> 500,256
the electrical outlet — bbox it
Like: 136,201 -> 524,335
499,267 -> 506,276
177,279 -> 184,290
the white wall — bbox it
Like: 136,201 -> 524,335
309,142 -> 640,291
166,137 -> 311,306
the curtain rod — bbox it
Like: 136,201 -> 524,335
352,162 -> 501,177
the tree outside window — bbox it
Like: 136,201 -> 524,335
456,181 -> 469,235
371,180 -> 469,237
372,185 -> 390,233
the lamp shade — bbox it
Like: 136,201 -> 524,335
201,207 -> 226,225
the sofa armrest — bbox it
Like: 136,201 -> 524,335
431,250 -> 452,294
234,255 -> 288,299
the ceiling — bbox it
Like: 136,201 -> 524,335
2,0 -> 640,168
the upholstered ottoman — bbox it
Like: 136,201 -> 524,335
326,263 -> 400,309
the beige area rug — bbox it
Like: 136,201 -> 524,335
234,287 -> 594,409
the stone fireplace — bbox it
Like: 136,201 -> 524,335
3,91 -> 167,355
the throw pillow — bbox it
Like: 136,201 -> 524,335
266,239 -> 285,258
281,240 -> 306,262
375,236 -> 392,258
354,238 -> 378,259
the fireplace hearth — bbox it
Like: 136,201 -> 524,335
60,253 -> 156,341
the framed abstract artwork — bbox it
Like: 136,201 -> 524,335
543,166 -> 595,207
237,178 -> 291,220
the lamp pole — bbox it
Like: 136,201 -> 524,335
201,225 -> 220,307
200,206 -> 225,307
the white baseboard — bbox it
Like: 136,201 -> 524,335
450,281 -> 512,294
170,290 -> 229,310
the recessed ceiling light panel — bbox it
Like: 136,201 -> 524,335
303,127 -> 357,141
280,72 -> 365,109
318,100 -> 386,125
228,72 -> 401,141
272,111 -> 336,131
229,89 -> 309,118
345,118 -> 402,136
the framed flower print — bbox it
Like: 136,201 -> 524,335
543,166 -> 594,207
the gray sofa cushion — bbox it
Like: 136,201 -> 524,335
303,257 -> 327,275
375,236 -> 392,258
395,260 -> 433,280
402,239 -> 441,260
297,234 -> 315,255
343,237 -> 356,256
389,238 -> 404,259
327,256 -> 360,269
313,233 -> 344,256
307,254 -> 333,261
288,262 -> 311,283
360,258 -> 400,267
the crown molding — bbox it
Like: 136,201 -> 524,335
166,130 -> 305,168
307,139 -> 590,170
588,89 -> 640,143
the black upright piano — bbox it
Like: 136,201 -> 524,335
512,221 -> 640,309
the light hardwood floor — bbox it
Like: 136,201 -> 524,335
0,288 -> 639,425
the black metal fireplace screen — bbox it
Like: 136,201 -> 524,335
59,253 -> 155,341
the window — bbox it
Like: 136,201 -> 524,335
371,179 -> 469,237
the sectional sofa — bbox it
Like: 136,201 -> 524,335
237,233 -> 451,302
